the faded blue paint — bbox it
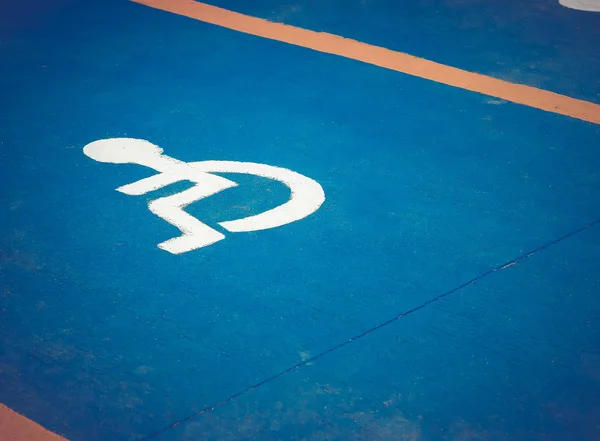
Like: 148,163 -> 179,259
1,1 -> 599,440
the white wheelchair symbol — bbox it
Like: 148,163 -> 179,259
83,138 -> 325,254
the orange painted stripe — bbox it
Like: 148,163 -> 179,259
131,0 -> 600,125
0,403 -> 68,441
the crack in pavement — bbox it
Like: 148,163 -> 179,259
143,218 -> 600,440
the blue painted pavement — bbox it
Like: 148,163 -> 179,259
1,1 -> 599,440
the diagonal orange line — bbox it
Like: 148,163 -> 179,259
132,0 -> 600,125
0,403 -> 69,441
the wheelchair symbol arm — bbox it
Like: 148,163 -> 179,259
117,163 -> 239,197
116,172 -> 183,196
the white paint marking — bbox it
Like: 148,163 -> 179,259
83,138 -> 325,254
559,0 -> 600,11
191,161 -> 326,233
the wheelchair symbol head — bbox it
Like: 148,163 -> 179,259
83,138 -> 164,165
